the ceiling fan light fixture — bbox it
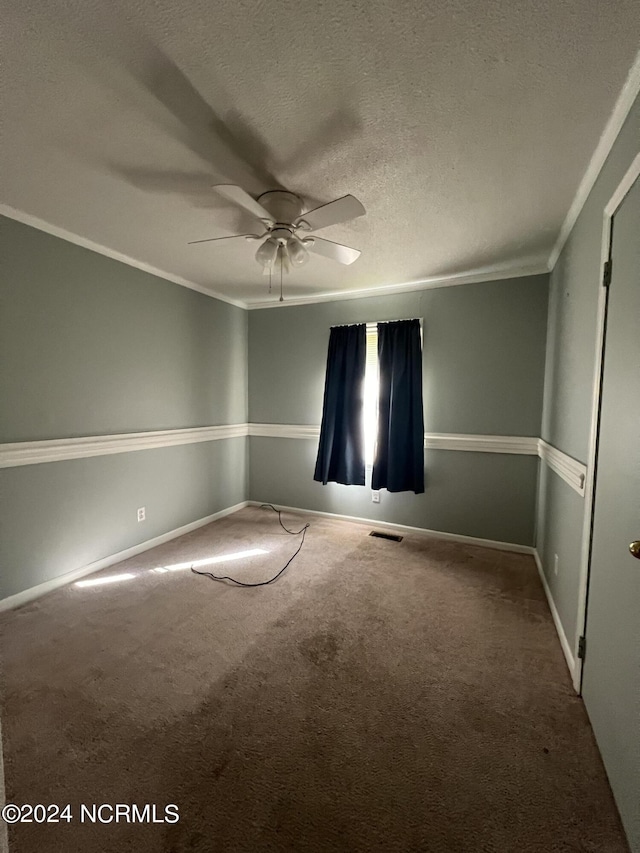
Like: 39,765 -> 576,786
287,235 -> 310,267
255,237 -> 279,271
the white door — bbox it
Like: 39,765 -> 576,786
582,172 -> 640,851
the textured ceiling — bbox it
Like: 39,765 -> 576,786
1,0 -> 639,304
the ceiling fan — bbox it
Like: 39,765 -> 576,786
188,186 -> 366,281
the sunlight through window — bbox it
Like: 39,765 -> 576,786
151,548 -> 269,573
363,325 -> 379,466
75,573 -> 136,588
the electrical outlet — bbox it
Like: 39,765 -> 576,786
371,491 -> 380,503
554,553 -> 559,576
137,507 -> 146,522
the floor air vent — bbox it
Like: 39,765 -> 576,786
369,531 -> 403,542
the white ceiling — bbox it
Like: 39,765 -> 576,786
1,0 -> 639,306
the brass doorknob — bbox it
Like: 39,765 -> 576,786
630,541 -> 640,559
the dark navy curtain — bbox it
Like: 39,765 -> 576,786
314,324 -> 366,486
372,319 -> 425,493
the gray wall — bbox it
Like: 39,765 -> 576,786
249,276 -> 549,545
0,217 -> 248,600
536,93 -> 640,647
0,219 -> 247,441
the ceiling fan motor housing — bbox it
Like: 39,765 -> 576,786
257,190 -> 305,226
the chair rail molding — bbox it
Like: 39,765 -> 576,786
250,425 -> 539,455
248,424 -> 321,440
0,425 -> 589,490
0,424 -> 249,468
538,439 -> 587,496
423,433 -> 538,454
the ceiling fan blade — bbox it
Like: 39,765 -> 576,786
296,195 -> 365,232
188,233 -> 261,245
212,185 -> 274,225
305,237 -> 361,265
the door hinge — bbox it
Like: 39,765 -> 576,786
578,635 -> 587,660
602,259 -> 612,288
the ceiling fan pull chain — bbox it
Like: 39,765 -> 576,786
279,252 -> 284,302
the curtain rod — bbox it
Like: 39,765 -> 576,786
330,318 -> 423,329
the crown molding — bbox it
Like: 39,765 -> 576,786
0,204 -> 248,309
1,204 -> 551,310
246,262 -> 550,309
548,48 -> 640,270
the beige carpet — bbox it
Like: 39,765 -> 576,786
0,506 -> 628,852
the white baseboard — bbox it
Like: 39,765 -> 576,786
533,549 -> 576,685
249,501 -> 535,554
0,501 -> 248,612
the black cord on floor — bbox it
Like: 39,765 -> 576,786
259,503 -> 309,536
190,504 -> 310,587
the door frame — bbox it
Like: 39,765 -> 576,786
574,152 -> 640,693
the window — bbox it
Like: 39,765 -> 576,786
362,321 -> 424,468
314,318 -> 424,493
